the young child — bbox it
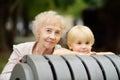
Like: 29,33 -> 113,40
67,24 -> 114,55
67,24 -> 95,54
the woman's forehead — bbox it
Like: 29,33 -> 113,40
43,25 -> 62,31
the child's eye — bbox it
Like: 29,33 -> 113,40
77,42 -> 81,44
86,41 -> 90,45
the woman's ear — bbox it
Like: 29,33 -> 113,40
36,30 -> 41,41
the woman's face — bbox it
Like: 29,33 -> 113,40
38,25 -> 62,49
69,37 -> 92,54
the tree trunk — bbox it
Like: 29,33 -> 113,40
22,3 -> 30,37
5,0 -> 20,50
0,0 -> 9,51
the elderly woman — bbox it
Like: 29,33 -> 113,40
0,11 -> 114,80
0,10 -> 69,80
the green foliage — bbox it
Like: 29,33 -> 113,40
54,0 -> 75,9
63,0 -> 88,18
20,0 -> 88,20
83,0 -> 106,8
21,0 -> 56,20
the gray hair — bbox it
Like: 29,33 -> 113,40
32,10 -> 66,40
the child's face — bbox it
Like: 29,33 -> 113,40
69,38 -> 92,54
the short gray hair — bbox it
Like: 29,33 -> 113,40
32,10 -> 66,40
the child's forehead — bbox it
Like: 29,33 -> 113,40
74,34 -> 90,41
73,38 -> 90,44
76,33 -> 88,38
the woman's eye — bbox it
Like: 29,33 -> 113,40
46,29 -> 51,33
55,31 -> 60,35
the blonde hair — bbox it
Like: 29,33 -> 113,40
32,10 -> 66,40
67,25 -> 95,46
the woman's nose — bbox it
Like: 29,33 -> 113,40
49,33 -> 56,39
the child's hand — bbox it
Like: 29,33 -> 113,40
88,51 -> 96,55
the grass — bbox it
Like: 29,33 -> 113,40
0,51 -> 11,73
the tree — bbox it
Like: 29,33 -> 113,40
0,0 -> 8,51
82,0 -> 120,53
0,0 -> 20,51
0,0 -> 88,52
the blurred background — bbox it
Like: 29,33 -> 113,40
0,0 -> 120,72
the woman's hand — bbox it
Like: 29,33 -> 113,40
96,52 -> 114,55
53,48 -> 96,55
16,57 -> 22,63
